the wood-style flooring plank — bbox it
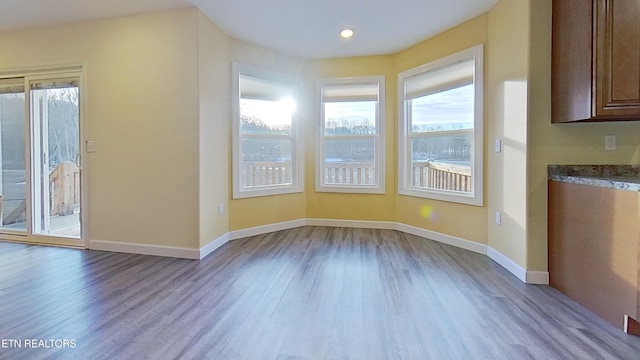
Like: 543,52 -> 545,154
2,226 -> 640,359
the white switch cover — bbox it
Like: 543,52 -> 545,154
495,139 -> 502,153
495,211 -> 502,225
86,140 -> 97,153
605,135 -> 616,151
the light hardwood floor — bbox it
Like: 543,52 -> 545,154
1,226 -> 640,359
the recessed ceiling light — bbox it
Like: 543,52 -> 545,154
340,28 -> 354,39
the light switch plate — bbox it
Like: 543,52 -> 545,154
86,140 -> 97,153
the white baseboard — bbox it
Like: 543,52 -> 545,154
395,223 -> 487,255
90,219 -> 548,285
307,218 -> 396,229
487,246 -> 549,285
525,270 -> 549,285
89,239 -> 200,259
487,246 -> 526,282
228,219 -> 306,240
199,232 -> 230,260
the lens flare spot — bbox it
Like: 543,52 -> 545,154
420,205 -> 432,218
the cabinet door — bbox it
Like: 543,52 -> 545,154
548,180 -> 639,328
595,0 -> 640,118
551,0 -> 594,123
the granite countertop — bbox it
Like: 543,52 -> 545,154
548,165 -> 640,191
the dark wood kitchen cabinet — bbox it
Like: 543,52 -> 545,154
552,0 -> 640,122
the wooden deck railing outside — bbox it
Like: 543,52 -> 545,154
324,162 -> 375,185
242,160 -> 292,187
49,161 -> 80,216
0,161 -> 80,226
242,160 -> 471,192
411,160 -> 471,192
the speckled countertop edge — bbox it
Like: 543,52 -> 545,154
548,165 -> 640,192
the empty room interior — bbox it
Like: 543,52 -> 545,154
2,0 -> 640,358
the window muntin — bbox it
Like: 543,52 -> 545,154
233,64 -> 302,198
317,77 -> 385,193
398,45 -> 483,205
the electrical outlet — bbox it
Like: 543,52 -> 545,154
218,203 -> 224,215
495,211 -> 502,225
495,139 -> 502,153
605,135 -> 616,151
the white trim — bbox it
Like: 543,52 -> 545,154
395,223 -> 486,254
199,232 -> 231,260
83,219 -> 545,286
89,239 -> 200,260
525,270 -> 550,285
0,63 -> 85,78
487,246 -> 526,282
486,246 -> 549,284
307,218 -> 395,229
79,66 -> 90,250
228,219 -> 307,240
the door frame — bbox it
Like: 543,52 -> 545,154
0,65 -> 87,248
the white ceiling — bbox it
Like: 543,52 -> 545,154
0,0 -> 497,59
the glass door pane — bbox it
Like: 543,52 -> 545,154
0,80 -> 27,232
30,79 -> 81,238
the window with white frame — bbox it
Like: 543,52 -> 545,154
233,64 -> 302,198
317,76 -> 385,193
398,45 -> 483,205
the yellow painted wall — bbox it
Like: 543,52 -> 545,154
394,14 -> 489,245
307,55 -> 396,222
197,12 -> 231,247
5,1 -> 632,274
228,13 -> 496,247
527,0 -> 640,271
486,0 -> 530,266
228,39 -> 309,231
0,9 -> 205,249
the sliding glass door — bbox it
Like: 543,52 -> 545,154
0,73 -> 83,245
0,79 -> 27,232
30,78 -> 81,239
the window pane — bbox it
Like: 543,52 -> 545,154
241,138 -> 292,188
317,75 -> 384,193
410,133 -> 472,193
241,137 -> 292,162
324,139 -> 375,185
398,44 -> 482,205
233,64 -> 302,198
240,98 -> 293,135
410,84 -> 473,134
0,92 -> 26,231
324,101 -> 376,136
